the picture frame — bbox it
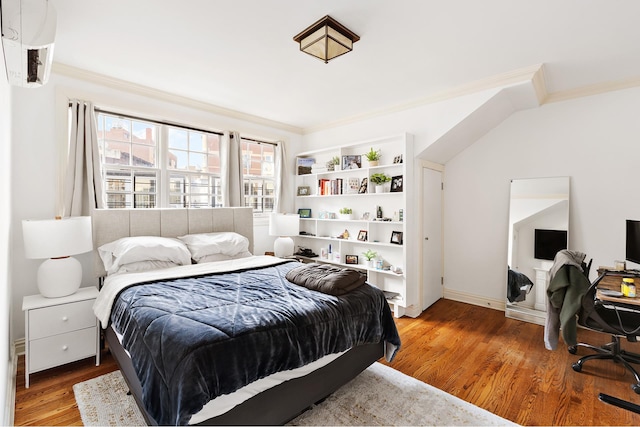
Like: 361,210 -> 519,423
390,175 -> 403,193
342,155 -> 362,170
345,255 -> 358,265
297,186 -> 311,196
297,208 -> 312,218
358,177 -> 368,194
357,230 -> 368,242
393,154 -> 403,164
297,157 -> 315,175
390,231 -> 403,245
347,177 -> 360,194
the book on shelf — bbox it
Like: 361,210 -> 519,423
318,178 -> 344,195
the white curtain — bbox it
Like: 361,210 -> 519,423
63,100 -> 105,217
274,141 -> 286,213
221,131 -> 243,207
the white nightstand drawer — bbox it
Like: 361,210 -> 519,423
29,299 -> 96,340
29,327 -> 97,372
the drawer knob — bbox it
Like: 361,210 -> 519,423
62,345 -> 68,351
61,316 -> 69,322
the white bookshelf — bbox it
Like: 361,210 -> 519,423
293,133 -> 417,317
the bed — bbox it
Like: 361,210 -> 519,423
91,207 -> 400,425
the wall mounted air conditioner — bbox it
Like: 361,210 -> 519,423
0,0 -> 56,87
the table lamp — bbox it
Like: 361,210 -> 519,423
269,213 -> 300,258
22,216 -> 93,298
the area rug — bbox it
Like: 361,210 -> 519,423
74,362 -> 514,426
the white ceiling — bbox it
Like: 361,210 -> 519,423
49,0 -> 640,131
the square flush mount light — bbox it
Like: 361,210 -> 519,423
293,15 -> 360,63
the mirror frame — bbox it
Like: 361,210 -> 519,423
505,176 -> 570,325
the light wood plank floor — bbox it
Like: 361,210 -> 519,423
14,299 -> 640,425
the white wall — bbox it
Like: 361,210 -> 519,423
9,72 -> 302,340
0,52 -> 14,425
445,87 -> 640,302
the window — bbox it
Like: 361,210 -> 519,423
96,114 -> 160,208
167,127 -> 222,208
94,109 -> 277,212
241,138 -> 275,214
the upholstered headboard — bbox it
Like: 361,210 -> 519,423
91,207 -> 254,277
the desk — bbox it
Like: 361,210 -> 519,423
596,271 -> 640,307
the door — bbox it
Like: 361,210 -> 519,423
422,167 -> 442,310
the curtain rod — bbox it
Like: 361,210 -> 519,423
69,103 -> 276,145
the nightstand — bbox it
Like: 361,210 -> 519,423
22,286 -> 100,388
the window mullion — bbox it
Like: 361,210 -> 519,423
158,125 -> 169,208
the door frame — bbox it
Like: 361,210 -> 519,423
418,160 -> 444,311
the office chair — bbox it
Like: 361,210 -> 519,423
569,276 -> 640,394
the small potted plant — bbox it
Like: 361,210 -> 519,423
338,207 -> 353,220
364,147 -> 381,166
326,156 -> 340,172
370,173 -> 391,193
362,249 -> 377,268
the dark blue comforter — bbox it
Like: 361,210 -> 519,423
110,260 -> 401,425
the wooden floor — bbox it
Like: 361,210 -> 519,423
13,299 -> 640,426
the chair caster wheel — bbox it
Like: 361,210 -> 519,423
572,362 -> 582,372
632,384 -> 640,394
568,346 -> 577,354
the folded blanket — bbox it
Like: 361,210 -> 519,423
286,263 -> 366,296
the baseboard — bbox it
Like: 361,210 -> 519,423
443,288 -> 505,312
14,338 -> 24,356
4,340 -> 16,427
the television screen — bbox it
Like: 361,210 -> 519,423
626,220 -> 640,265
534,229 -> 567,261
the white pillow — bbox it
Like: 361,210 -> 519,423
178,232 -> 250,262
196,251 -> 253,264
111,260 -> 181,275
98,236 -> 192,275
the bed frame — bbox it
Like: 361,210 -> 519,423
92,207 -> 383,425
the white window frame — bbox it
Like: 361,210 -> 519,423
241,138 -> 276,216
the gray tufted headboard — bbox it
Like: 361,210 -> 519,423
91,207 -> 254,277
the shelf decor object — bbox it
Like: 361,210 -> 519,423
298,208 -> 312,219
391,175 -> 404,192
293,15 -> 360,64
22,216 -> 93,298
269,213 -> 300,258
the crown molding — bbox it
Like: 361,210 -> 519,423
302,64 -> 546,134
51,62 -> 304,135
545,76 -> 640,104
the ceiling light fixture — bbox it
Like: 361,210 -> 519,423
293,15 -> 360,64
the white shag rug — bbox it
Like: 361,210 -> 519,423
74,362 -> 515,426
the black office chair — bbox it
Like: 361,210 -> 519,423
569,275 -> 640,393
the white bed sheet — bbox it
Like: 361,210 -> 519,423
112,327 -> 345,424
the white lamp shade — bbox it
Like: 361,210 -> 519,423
22,216 -> 92,259
269,213 -> 300,237
22,216 -> 92,298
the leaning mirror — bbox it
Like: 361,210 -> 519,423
505,177 -> 570,325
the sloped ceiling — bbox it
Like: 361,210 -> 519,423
45,0 -> 640,132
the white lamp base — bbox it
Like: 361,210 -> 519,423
274,236 -> 294,258
37,257 -> 82,298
